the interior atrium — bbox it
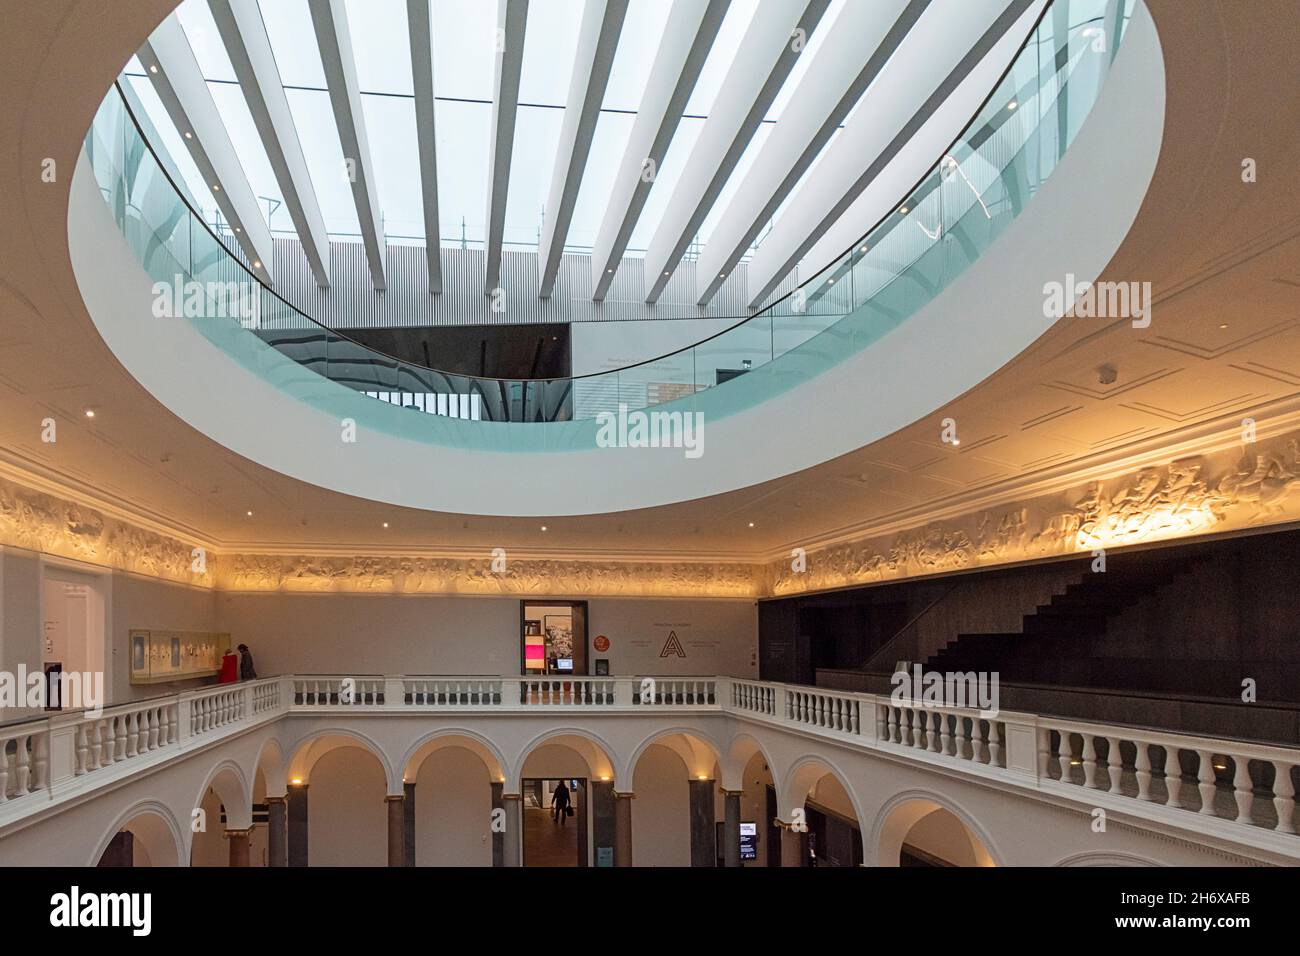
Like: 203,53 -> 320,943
1,0 -> 1298,927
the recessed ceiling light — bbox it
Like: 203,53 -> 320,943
84,409 -> 95,418
234,227 -> 241,233
748,522 -> 755,528
382,522 -> 389,528
184,131 -> 192,139
607,269 -> 613,274
253,261 -> 262,268
952,439 -> 961,446
1218,323 -> 1227,329
212,184 -> 220,191
1007,100 -> 1018,111
149,65 -> 158,74
541,525 -> 548,531
246,510 -> 253,517
859,245 -> 868,252
827,278 -> 834,284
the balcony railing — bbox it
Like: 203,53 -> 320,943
2,674 -> 1296,856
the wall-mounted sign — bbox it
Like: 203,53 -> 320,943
593,634 -> 610,652
740,822 -> 758,861
660,631 -> 686,658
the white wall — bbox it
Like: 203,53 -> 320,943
308,745 -> 387,867
216,592 -> 757,678
631,744 -> 691,867
413,747 -> 493,867
111,573 -> 217,702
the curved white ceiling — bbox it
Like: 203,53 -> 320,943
71,2 -> 1164,517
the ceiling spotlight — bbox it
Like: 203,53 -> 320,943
234,227 -> 241,233
607,269 -> 613,274
859,245 -> 868,252
951,439 -> 960,446
1218,323 -> 1228,329
827,278 -> 835,284
212,184 -> 220,192
184,131 -> 192,139
748,522 -> 755,528
253,261 -> 262,269
246,510 -> 253,517
84,408 -> 95,418
1007,100 -> 1018,111
899,205 -> 909,215
149,65 -> 158,74
541,525 -> 548,531
382,522 -> 389,528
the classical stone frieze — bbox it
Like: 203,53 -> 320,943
214,553 -> 761,597
0,474 -> 209,586
767,433 -> 1300,596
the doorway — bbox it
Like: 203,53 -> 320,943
521,778 -> 588,867
41,563 -> 108,710
519,601 -> 588,676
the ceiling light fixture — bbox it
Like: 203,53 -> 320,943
541,525 -> 548,531
899,205 -> 909,214
1007,100 -> 1018,111
212,184 -> 220,192
149,65 -> 158,74
748,522 -> 755,528
253,261 -> 261,269
382,522 -> 389,528
184,131 -> 192,139
84,409 -> 95,418
246,510 -> 253,517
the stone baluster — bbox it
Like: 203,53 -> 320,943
1231,758 -> 1254,824
114,715 -> 126,761
939,713 -> 952,756
971,718 -> 985,764
928,713 -> 941,753
75,724 -> 89,775
1056,731 -> 1073,783
954,716 -> 970,760
14,737 -> 31,796
127,712 -> 140,758
90,721 -> 104,771
0,743 -> 9,802
1196,750 -> 1218,816
1134,742 -> 1152,801
1165,747 -> 1184,808
1106,736 -> 1124,794
1081,734 -> 1098,788
988,721 -> 1003,767
1272,761 -> 1295,834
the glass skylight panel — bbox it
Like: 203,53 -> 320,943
601,0 -> 672,112
764,0 -> 846,122
207,83 -> 284,232
434,98 -> 492,247
682,0 -> 760,117
345,0 -> 414,96
504,104 -> 564,249
566,110 -> 635,252
284,88 -> 362,239
430,0 -> 496,101
258,0 -> 328,89
175,0 -> 237,82
517,0 -> 584,106
625,115 -> 703,254
695,122 -> 772,247
360,94 -> 424,240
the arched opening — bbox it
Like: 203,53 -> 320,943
403,733 -> 506,868
189,763 -> 251,867
93,805 -> 182,867
628,731 -> 722,867
517,732 -> 616,867
286,733 -> 392,867
780,759 -> 865,868
876,798 -> 997,867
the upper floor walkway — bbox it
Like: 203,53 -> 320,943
2,673 -> 1296,867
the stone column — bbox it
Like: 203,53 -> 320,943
226,827 -> 252,867
502,793 -> 523,867
613,791 -> 634,867
780,824 -> 805,867
490,782 -> 504,867
591,780 -> 616,867
723,789 -> 743,867
265,796 -> 287,868
403,782 -> 416,867
386,794 -> 405,867
688,779 -> 716,867
287,784 -> 309,867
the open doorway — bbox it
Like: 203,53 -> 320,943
521,778 -> 588,867
41,563 -> 108,711
519,601 -> 588,676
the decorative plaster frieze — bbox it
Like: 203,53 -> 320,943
767,431 -> 1300,596
0,474 -> 210,587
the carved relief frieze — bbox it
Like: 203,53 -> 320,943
767,433 -> 1300,596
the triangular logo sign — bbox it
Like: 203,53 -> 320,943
660,631 -> 686,658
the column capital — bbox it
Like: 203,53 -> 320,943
223,827 -> 254,838
721,788 -> 745,797
614,790 -> 636,800
501,792 -> 523,801
265,794 -> 287,805
384,793 -> 405,803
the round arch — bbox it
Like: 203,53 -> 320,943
623,726 -> 724,783
513,728 -> 618,790
285,728 -> 399,794
191,759 -> 253,831
870,789 -> 1003,867
1056,850 -> 1164,867
253,736 -> 287,799
400,728 -> 508,785
721,731 -> 782,794
88,800 -> 186,868
778,753 -> 867,832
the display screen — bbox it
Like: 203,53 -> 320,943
739,822 -> 758,861
556,658 -> 573,671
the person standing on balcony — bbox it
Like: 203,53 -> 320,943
238,643 -> 258,681
551,779 -> 571,826
218,647 -> 239,684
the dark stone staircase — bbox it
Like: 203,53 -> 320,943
925,551 -> 1214,695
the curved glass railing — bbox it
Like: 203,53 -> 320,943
86,0 -> 1132,444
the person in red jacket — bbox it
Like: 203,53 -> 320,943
218,648 -> 239,684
